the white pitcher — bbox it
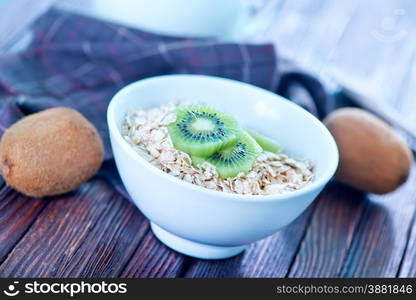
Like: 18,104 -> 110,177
92,0 -> 277,39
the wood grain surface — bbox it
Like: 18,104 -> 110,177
0,183 -> 47,263
120,228 -> 189,278
340,167 -> 416,277
0,166 -> 414,278
0,180 -> 147,277
399,210 -> 416,277
184,208 -> 315,278
0,0 -> 415,278
288,183 -> 366,277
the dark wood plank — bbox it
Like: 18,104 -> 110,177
340,164 -> 416,277
120,227 -> 188,278
1,0 -> 414,279
184,206 -> 315,278
398,209 -> 416,277
288,182 -> 366,277
0,184 -> 47,263
0,179 -> 153,277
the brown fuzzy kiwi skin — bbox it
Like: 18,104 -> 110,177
324,108 -> 413,194
0,107 -> 104,197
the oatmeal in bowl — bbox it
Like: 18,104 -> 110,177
122,102 -> 314,196
107,74 -> 338,259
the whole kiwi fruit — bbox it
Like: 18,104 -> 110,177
0,107 -> 104,197
324,108 -> 413,194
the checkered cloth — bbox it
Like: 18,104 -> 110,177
0,9 -> 328,197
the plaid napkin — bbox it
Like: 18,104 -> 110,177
0,9 -> 328,198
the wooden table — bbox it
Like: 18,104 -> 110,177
0,0 -> 415,278
0,167 -> 415,278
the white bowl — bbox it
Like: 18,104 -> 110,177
107,75 -> 339,259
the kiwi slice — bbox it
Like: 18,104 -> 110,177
168,105 -> 241,156
190,155 -> 206,168
193,132 -> 262,178
246,129 -> 280,153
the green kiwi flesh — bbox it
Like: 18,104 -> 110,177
192,131 -> 262,178
246,129 -> 280,153
168,105 -> 241,156
190,155 -> 206,168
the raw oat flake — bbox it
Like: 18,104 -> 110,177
122,102 -> 314,196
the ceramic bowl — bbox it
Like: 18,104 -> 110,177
107,75 -> 338,259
